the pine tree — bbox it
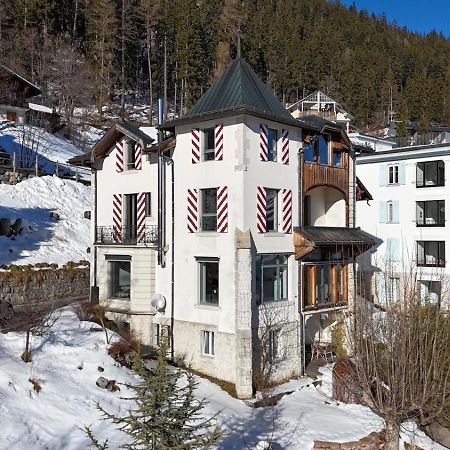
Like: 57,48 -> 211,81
88,343 -> 223,450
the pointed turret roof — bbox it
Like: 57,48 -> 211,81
162,58 -> 298,128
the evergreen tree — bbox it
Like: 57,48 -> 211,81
88,344 -> 223,450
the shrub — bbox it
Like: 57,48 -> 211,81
108,330 -> 141,368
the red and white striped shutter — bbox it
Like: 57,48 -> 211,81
191,128 -> 200,164
282,189 -> 292,233
215,124 -> 224,161
134,143 -> 142,170
281,129 -> 289,164
115,140 -> 124,172
187,189 -> 199,233
259,124 -> 268,161
137,192 -> 146,242
217,186 -> 228,232
112,194 -> 123,242
256,186 -> 267,233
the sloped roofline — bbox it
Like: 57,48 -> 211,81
0,64 -> 41,98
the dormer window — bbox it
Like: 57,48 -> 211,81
203,128 -> 215,161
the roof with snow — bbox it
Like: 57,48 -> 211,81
162,58 -> 299,128
68,122 -> 155,166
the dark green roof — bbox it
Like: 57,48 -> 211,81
162,58 -> 298,128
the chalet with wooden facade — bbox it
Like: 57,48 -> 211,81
0,64 -> 41,124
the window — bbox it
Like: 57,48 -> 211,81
419,280 -> 441,305
126,141 -> 136,170
417,241 -> 445,267
267,128 -> 278,161
388,277 -> 400,303
124,194 -> 137,241
388,165 -> 399,184
303,195 -> 311,226
265,188 -> 279,232
416,200 -> 445,226
416,160 -> 445,187
268,329 -> 279,361
198,258 -> 219,305
303,133 -> 328,165
203,128 -> 215,161
200,188 -> 217,231
386,201 -> 394,223
110,261 -> 131,299
145,193 -> 152,217
201,330 -> 215,356
332,149 -> 342,167
154,324 -> 171,347
256,255 -> 288,303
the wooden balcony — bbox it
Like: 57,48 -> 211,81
302,162 -> 349,198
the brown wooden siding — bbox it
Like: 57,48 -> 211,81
302,163 -> 349,199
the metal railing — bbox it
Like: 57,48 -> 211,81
96,225 -> 158,245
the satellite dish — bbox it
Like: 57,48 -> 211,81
150,294 -> 166,312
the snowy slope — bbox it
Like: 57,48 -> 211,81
0,307 -> 444,450
0,176 -> 90,266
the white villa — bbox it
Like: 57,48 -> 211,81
71,59 -> 373,398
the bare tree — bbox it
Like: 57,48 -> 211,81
347,264 -> 450,450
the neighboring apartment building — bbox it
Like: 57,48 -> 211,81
354,133 -> 450,307
71,58 -> 371,398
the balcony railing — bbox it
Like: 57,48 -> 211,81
96,225 -> 158,245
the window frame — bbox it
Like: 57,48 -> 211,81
200,187 -> 218,231
265,188 -> 280,232
198,257 -> 219,306
202,128 -> 215,162
109,260 -> 131,300
388,276 -> 400,303
386,200 -> 394,223
126,141 -> 136,170
419,280 -> 441,305
416,160 -> 445,188
416,240 -> 446,267
267,128 -> 278,162
256,254 -> 289,304
201,330 -> 215,356
145,192 -> 152,217
388,164 -> 399,185
416,200 -> 445,227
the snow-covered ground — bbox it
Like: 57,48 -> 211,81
0,176 -> 90,266
0,307 -> 444,450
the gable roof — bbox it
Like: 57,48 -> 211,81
0,64 -> 41,98
161,58 -> 298,128
68,122 -> 155,166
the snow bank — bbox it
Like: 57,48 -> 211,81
0,176 -> 90,266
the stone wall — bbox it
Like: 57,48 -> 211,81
0,264 -> 89,305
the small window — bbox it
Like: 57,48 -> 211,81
256,254 -> 288,303
198,258 -> 219,305
332,149 -> 342,167
110,261 -> 131,299
145,193 -> 152,217
386,201 -> 393,223
267,128 -> 278,161
265,188 -> 279,232
318,135 -> 328,165
417,241 -> 445,267
388,165 -> 399,184
201,330 -> 215,356
388,277 -> 400,302
203,128 -> 215,161
126,142 -> 136,170
268,329 -> 279,361
200,188 -> 217,231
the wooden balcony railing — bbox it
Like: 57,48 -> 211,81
303,162 -> 348,196
95,225 -> 158,245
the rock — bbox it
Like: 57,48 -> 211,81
0,218 -> 11,236
106,380 -> 120,392
254,441 -> 272,450
84,210 -> 91,219
96,377 -> 109,389
422,420 -> 450,449
50,212 -> 60,220
305,358 -> 326,379
11,218 -> 22,236
97,366 -> 104,372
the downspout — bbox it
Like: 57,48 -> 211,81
298,143 -> 306,375
166,156 -> 175,360
157,98 -> 165,267
92,165 -> 98,301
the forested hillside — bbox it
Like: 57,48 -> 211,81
1,0 -> 449,129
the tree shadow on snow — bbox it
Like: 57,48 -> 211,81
0,206 -> 56,266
